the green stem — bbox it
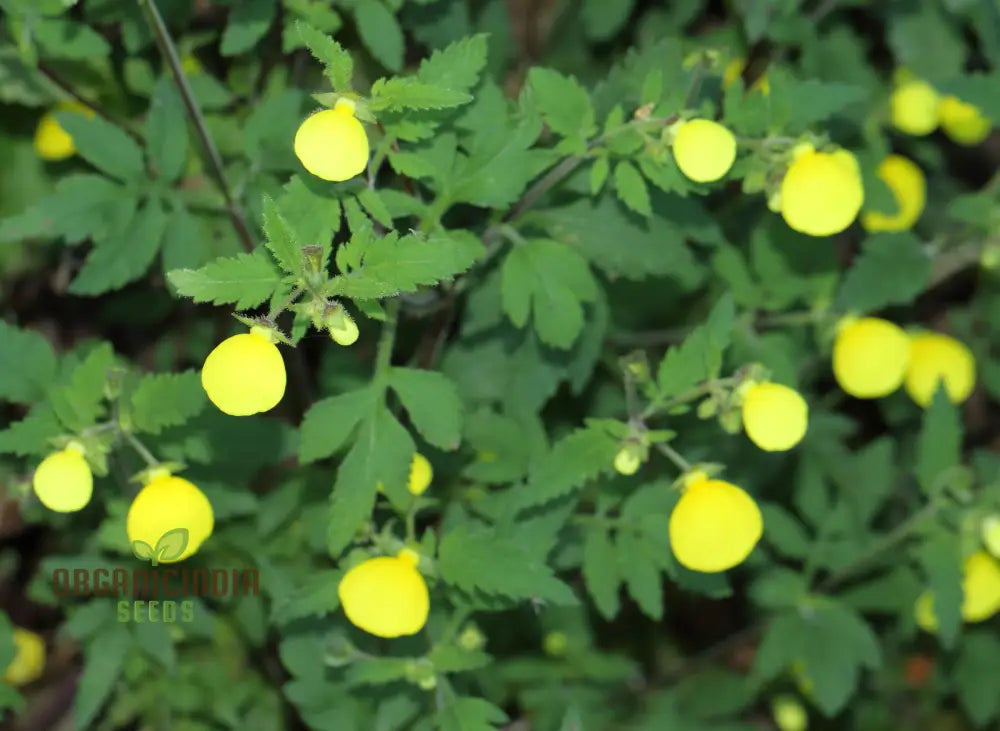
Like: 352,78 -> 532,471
642,377 -> 739,420
266,286 -> 305,322
122,430 -> 159,468
138,0 -> 255,253
655,441 -> 692,473
374,299 -> 400,387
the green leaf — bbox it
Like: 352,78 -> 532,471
887,3 -> 965,85
128,370 -> 206,435
0,321 -> 56,404
154,527 -> 189,562
277,176 -> 342,255
438,524 -> 577,605
55,112 -> 145,182
355,189 -> 393,227
938,72 -> 1000,122
438,697 -> 509,731
613,160 -> 651,217
221,0 -> 277,55
500,239 -> 599,349
954,631 -> 1000,725
416,34 -> 488,92
509,424 -> 618,512
130,619 -> 176,671
167,249 -> 283,310
0,404 -> 62,456
271,570 -> 344,625
369,77 -> 472,111
759,503 -> 811,559
837,233 -> 931,313
354,0 -> 404,72
528,67 -> 595,139
327,407 -> 414,557
68,198 -> 169,295
617,531 -> 663,619
770,75 -> 869,132
146,77 -> 188,183
74,623 -> 132,730
326,229 -> 482,300
388,368 -> 463,450
345,657 -> 411,687
915,388 -> 962,494
427,645 -> 492,673
296,21 -> 353,91
299,387 -> 376,463
656,294 -> 735,398
261,195 -> 305,276
589,156 -> 609,195
34,18 -> 110,59
917,530 -> 963,649
583,528 -> 621,620
48,343 -> 114,433
581,0 -> 636,41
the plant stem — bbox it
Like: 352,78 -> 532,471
267,286 -> 305,322
139,0 -> 255,253
122,431 -> 159,468
374,299 -> 400,387
655,441 -> 692,473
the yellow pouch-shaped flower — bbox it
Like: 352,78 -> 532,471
741,382 -> 809,452
3,628 -> 45,686
33,441 -> 93,513
34,100 -> 94,161
671,119 -> 737,183
126,472 -> 214,563
915,551 -> 1000,631
779,149 -> 863,237
861,154 -> 926,232
832,317 -> 911,399
201,326 -> 286,416
294,99 -> 369,182
669,472 -> 763,573
890,79 -> 939,136
938,95 -> 991,146
338,552 -> 430,638
903,332 -> 975,408
408,453 -> 433,496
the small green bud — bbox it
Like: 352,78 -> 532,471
696,397 -> 718,419
458,624 -> 486,652
719,408 -> 742,434
542,631 -> 569,657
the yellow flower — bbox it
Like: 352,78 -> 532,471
126,470 -> 214,563
33,100 -> 94,161
668,472 -> 762,573
201,326 -> 286,416
771,695 -> 808,731
890,79 -> 940,136
721,58 -> 770,94
982,515 -> 1000,559
938,96 -> 991,146
294,98 -> 369,182
338,551 -> 430,638
613,444 -> 642,475
832,317 -> 911,399
915,551 -> 1000,632
32,440 -> 93,513
3,628 -> 45,686
903,332 -> 975,408
779,149 -> 863,236
740,382 -> 809,452
328,306 -> 359,346
861,154 -> 926,232
408,453 -> 433,496
671,119 -> 737,183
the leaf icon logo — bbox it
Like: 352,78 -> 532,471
131,528 -> 190,565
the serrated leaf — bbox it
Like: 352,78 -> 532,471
326,229 -> 481,300
299,387 -> 376,463
613,160 -> 651,217
656,294 -> 735,398
388,368 -> 463,450
0,321 -> 57,404
438,524 -> 577,605
759,503 -> 811,559
74,623 -> 132,730
417,34 -> 488,92
589,156 -> 609,195
581,0 -> 635,41
438,697 -> 509,731
34,18 -> 110,59
55,113 -> 144,182
0,404 -> 62,456
915,388 -> 961,494
129,371 -> 206,435
837,233 -> 931,312
297,21 -> 353,91
220,0 -> 276,56
146,76 -> 188,182
771,76 -> 869,132
500,239 -> 599,349
48,343 -> 114,433
582,528 -> 621,619
261,196 -> 305,276
327,407 -> 414,557
354,0 -> 404,72
369,77 -> 472,111
917,530 -> 963,649
68,198 -> 168,296
271,570 -> 344,625
617,531 -> 663,619
528,67 -> 595,139
355,189 -> 392,227
938,72 -> 1000,121
167,249 -> 283,310
954,631 -> 1000,725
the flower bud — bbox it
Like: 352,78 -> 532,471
325,304 -> 359,346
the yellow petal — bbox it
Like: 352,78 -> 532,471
862,154 -> 926,232
903,332 -> 975,408
780,150 -> 864,236
741,382 -> 809,452
408,453 -> 433,495
33,445 -> 93,513
294,100 -> 369,182
832,317 -> 911,398
613,446 -> 641,475
201,329 -> 286,416
890,79 -> 940,136
938,95 -> 991,146
338,556 -> 430,637
668,476 -> 762,572
960,551 -> 1000,622
126,475 -> 214,563
671,119 -> 737,183
3,628 -> 45,686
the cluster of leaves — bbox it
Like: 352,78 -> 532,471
1,1 -> 1000,730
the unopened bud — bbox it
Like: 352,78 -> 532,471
325,305 -> 359,346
